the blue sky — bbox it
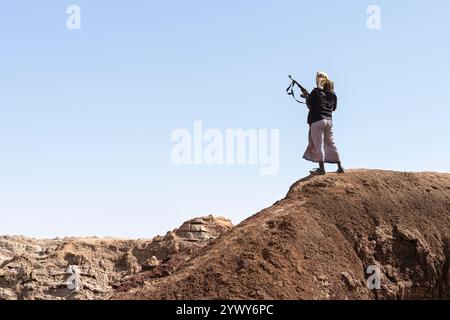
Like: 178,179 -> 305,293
1,1 -> 449,238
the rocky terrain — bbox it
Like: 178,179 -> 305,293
1,170 -> 450,300
115,170 -> 450,300
0,216 -> 233,300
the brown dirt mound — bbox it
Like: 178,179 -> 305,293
114,169 -> 450,300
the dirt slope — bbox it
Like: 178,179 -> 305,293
115,170 -> 450,300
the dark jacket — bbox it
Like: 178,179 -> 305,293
306,88 -> 337,124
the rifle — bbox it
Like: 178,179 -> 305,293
286,75 -> 309,104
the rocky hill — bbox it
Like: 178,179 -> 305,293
115,170 -> 450,300
1,170 -> 450,300
0,216 -> 232,300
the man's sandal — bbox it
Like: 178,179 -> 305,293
310,168 -> 326,175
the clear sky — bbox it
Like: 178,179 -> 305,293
1,1 -> 449,238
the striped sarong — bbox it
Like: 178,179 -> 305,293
303,119 -> 341,164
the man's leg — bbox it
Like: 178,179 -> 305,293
319,161 -> 325,172
323,120 -> 343,173
309,120 -> 326,175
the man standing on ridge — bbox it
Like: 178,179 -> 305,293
302,72 -> 344,175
